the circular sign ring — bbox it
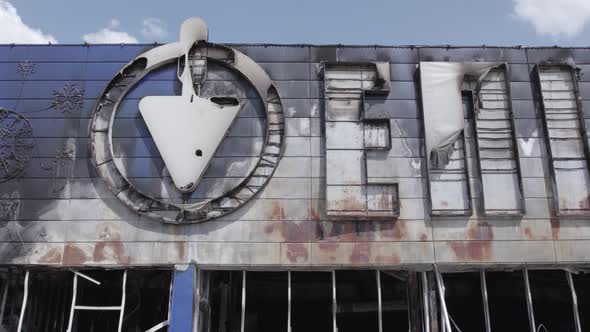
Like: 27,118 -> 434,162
89,43 -> 284,224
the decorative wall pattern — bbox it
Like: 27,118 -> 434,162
0,109 -> 34,183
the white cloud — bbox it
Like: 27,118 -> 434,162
0,0 -> 57,43
512,0 -> 590,38
83,19 -> 138,44
141,17 -> 167,39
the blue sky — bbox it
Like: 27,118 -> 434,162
3,0 -> 590,45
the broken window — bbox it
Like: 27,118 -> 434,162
123,269 -> 172,331
244,272 -> 288,332
439,272 -> 487,332
291,272 -> 333,332
486,271 -> 531,331
2,269 -> 171,332
0,270 -> 25,332
535,65 -> 590,215
207,271 -> 243,332
18,270 -> 73,332
322,63 -> 399,219
467,66 -> 525,216
529,270 -> 576,332
573,272 -> 590,331
380,271 -> 410,331
335,270 -> 379,332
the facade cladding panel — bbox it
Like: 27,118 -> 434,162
1,43 -> 590,270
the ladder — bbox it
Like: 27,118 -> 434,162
66,270 -> 127,332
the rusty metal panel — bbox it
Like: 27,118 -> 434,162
535,66 -> 590,216
433,240 -> 556,264
427,133 -> 472,216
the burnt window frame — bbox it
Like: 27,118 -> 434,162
469,64 -> 526,217
533,64 -> 590,216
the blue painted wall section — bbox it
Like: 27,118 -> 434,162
169,264 -> 196,332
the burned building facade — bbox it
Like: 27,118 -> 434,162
1,17 -> 590,332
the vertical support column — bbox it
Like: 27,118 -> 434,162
427,272 -> 439,332
288,271 -> 292,332
193,269 -> 201,332
376,271 -> 383,332
523,269 -> 536,332
0,279 -> 8,326
332,271 -> 337,332
117,270 -> 127,332
66,272 -> 78,332
434,270 -> 451,332
170,264 -> 196,332
480,270 -> 492,332
241,271 -> 246,332
421,272 -> 431,332
566,271 -> 582,332
16,271 -> 29,332
407,272 -> 423,332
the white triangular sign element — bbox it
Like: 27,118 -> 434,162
139,95 -> 240,193
138,17 -> 240,193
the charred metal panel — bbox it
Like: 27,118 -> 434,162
535,65 -> 590,216
471,67 -> 525,216
322,63 -> 399,219
424,94 -> 472,216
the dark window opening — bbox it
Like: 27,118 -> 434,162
442,272 -> 486,332
4,269 -> 172,332
208,271 -> 243,332
336,270 -> 379,332
291,272 -> 333,332
244,272 -> 288,332
381,271 -> 409,332
486,271 -> 531,332
529,270 -> 575,332
573,272 -> 590,331
122,269 -> 172,332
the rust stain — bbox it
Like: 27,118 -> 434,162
316,243 -> 339,263
350,243 -> 371,264
308,207 -> 320,221
440,200 -> 449,208
466,221 -> 494,241
270,201 -> 286,220
391,220 -> 408,240
523,227 -> 533,240
379,193 -> 392,210
317,221 -> 357,241
353,221 -> 377,241
38,247 -> 62,264
285,243 -> 309,263
97,222 -> 120,241
93,241 -> 131,264
63,243 -> 88,265
280,221 -> 310,242
265,221 -> 310,242
420,233 -> 428,241
549,208 -> 560,240
579,196 -> 590,210
176,242 -> 186,261
318,243 -> 339,252
333,188 -> 365,211
375,253 -> 401,264
449,241 -> 492,261
449,220 -> 494,261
